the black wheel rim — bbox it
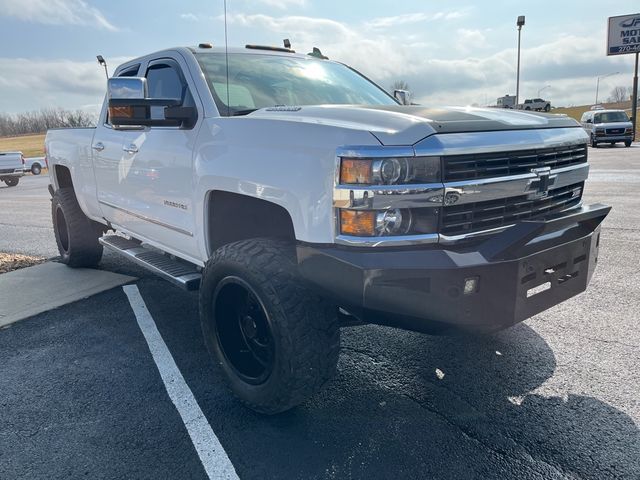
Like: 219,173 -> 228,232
212,277 -> 275,385
55,206 -> 70,253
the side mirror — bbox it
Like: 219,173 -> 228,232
394,89 -> 410,105
107,77 -> 196,128
585,119 -> 592,124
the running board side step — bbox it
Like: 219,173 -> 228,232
99,235 -> 201,291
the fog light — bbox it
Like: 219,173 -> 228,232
463,277 -> 479,295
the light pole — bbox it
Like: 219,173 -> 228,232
538,85 -> 551,97
595,72 -> 619,105
515,15 -> 525,107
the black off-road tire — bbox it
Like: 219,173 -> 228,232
199,238 -> 340,415
52,187 -> 103,267
4,177 -> 19,187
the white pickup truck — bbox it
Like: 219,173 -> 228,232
517,98 -> 552,112
46,45 -> 610,414
0,151 -> 25,187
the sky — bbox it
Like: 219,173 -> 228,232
0,0 -> 638,114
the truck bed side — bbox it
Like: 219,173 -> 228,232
46,128 -> 104,224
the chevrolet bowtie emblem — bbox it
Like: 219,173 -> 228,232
527,167 -> 557,198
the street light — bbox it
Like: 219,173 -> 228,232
595,72 -> 619,104
538,85 -> 551,97
515,15 -> 525,107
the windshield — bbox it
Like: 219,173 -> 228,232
196,53 -> 397,116
594,111 -> 630,123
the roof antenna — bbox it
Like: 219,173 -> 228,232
96,55 -> 109,79
223,0 -> 230,116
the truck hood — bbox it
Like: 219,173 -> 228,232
248,105 -> 580,146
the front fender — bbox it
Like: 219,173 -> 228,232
192,117 -> 381,259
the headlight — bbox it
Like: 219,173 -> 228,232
340,156 -> 441,185
625,128 -> 633,134
339,207 -> 438,237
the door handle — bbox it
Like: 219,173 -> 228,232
92,142 -> 105,152
123,144 -> 139,154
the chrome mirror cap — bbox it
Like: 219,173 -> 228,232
108,77 -> 148,100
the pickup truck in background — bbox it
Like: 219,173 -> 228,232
45,45 -> 610,414
23,156 -> 46,175
518,98 -> 551,112
0,151 -> 25,187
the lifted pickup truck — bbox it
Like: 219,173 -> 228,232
0,151 -> 25,187
46,45 -> 610,414
518,98 -> 551,112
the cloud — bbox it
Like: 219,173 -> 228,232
0,57 -> 130,113
455,29 -> 489,53
0,0 -> 117,31
180,13 -> 200,22
218,13 -> 634,107
366,11 -> 465,29
256,0 -> 306,9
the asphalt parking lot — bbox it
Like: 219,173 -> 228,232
1,146 -> 639,479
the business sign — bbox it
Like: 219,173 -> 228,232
607,13 -> 640,55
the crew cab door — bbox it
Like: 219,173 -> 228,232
103,56 -> 201,260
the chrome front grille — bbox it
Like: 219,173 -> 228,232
604,128 -> 624,135
441,182 -> 584,237
443,144 -> 587,182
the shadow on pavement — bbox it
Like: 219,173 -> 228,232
140,281 -> 640,479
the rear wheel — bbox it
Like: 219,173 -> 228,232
199,238 -> 340,414
4,177 -> 19,187
52,187 -> 103,267
31,163 -> 42,175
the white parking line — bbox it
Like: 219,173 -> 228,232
123,285 -> 239,480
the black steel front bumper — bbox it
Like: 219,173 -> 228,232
297,204 -> 610,334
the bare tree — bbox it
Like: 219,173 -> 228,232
0,108 -> 97,137
391,80 -> 410,92
607,86 -> 630,104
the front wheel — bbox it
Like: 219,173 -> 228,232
4,177 -> 19,187
199,238 -> 340,414
625,140 -> 632,147
591,135 -> 598,148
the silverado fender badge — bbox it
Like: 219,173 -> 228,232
163,200 -> 188,210
527,167 -> 557,198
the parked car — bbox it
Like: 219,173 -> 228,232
46,44 -> 609,414
517,98 -> 551,111
23,156 -> 46,175
580,109 -> 633,147
0,151 -> 25,187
